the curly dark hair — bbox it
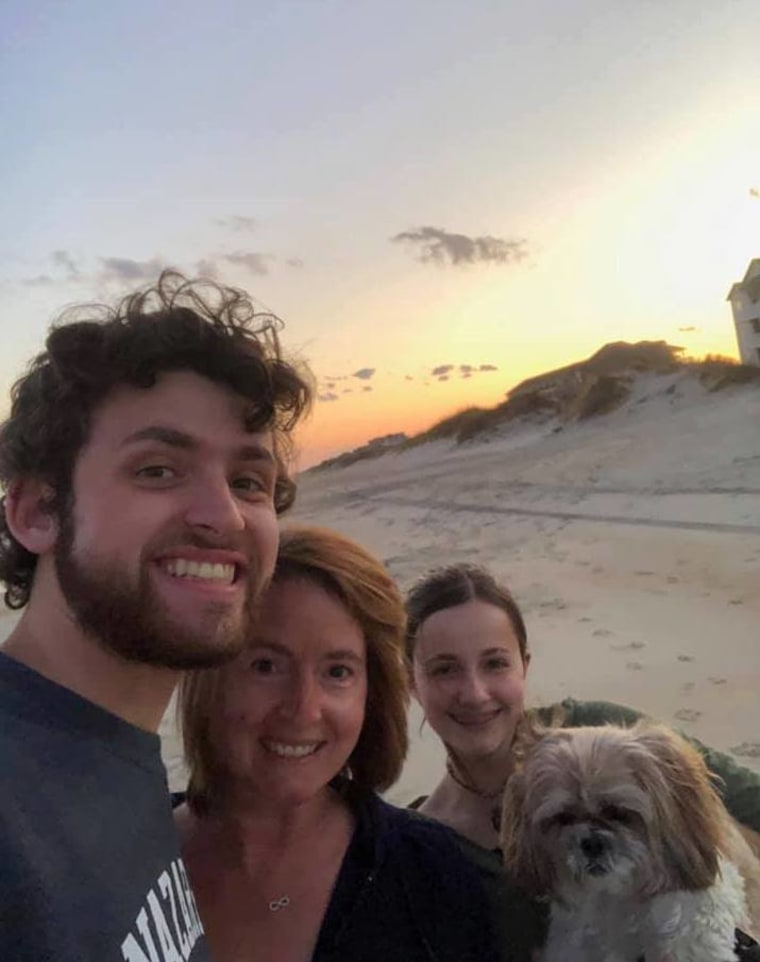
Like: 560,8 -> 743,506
0,269 -> 313,609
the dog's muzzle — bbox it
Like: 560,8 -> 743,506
579,830 -> 611,875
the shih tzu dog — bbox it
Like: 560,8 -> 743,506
501,723 -> 760,962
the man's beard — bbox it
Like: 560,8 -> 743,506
54,511 -> 262,670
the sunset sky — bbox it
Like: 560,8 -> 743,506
2,0 -> 759,467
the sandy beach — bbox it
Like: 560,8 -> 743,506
2,369 -> 758,805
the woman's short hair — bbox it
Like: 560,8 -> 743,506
404,563 -> 528,664
180,524 -> 409,813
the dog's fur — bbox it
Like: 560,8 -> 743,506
501,723 -> 760,962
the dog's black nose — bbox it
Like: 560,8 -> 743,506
580,834 -> 607,859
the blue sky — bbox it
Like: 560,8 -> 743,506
2,0 -> 759,464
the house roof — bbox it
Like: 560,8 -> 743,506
742,258 -> 760,284
727,258 -> 760,300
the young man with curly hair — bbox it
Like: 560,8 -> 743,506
0,271 -> 312,961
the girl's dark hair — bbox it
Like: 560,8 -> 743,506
0,270 -> 313,609
404,563 -> 528,663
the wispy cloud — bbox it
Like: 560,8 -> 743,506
200,251 -> 299,278
52,250 -> 80,278
222,251 -> 272,276
21,274 -> 55,287
195,258 -> 221,279
750,187 -> 759,199
428,361 -> 498,381
391,226 -> 528,267
14,240 -> 300,294
318,391 -> 339,402
99,256 -> 166,283
217,215 -> 257,233
352,367 -> 375,381
678,325 -> 697,332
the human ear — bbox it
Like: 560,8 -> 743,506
3,479 -> 60,555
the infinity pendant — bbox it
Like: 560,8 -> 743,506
268,895 -> 290,912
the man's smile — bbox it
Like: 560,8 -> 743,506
162,559 -> 236,584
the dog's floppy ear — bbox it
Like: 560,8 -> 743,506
512,710 -> 551,764
501,765 -> 555,896
500,770 -> 529,877
631,724 -> 725,892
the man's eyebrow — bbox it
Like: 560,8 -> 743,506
121,426 -> 276,465
121,426 -> 195,449
237,443 -> 276,466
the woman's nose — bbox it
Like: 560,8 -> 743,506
456,671 -> 490,705
279,672 -> 322,723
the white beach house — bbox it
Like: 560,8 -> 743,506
727,258 -> 760,366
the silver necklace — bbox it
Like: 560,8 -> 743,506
268,895 -> 290,912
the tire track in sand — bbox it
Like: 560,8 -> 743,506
351,494 -> 760,536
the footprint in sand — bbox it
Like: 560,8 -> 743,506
677,654 -> 694,663
681,682 -> 695,693
626,662 -> 644,671
708,677 -> 727,685
610,641 -> 645,651
674,708 -> 702,722
593,628 -> 612,637
728,599 -> 744,606
730,742 -> 760,759
666,576 -> 679,584
578,617 -> 592,623
634,570 -> 654,577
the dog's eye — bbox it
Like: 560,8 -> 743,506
600,804 -> 633,824
552,812 -> 578,828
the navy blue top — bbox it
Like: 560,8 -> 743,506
315,788 -> 502,961
173,787 -> 508,961
0,652 -> 211,962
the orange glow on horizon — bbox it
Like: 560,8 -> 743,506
296,330 -> 741,470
